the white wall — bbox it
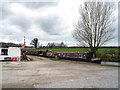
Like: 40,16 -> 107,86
0,47 -> 21,60
8,47 -> 21,57
0,48 -> 1,55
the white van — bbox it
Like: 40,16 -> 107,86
0,47 -> 21,61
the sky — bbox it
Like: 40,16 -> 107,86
0,0 -> 119,46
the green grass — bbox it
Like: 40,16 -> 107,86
24,48 -> 89,52
24,47 -> 119,53
97,48 -> 119,53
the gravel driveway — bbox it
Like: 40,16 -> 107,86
1,55 -> 119,88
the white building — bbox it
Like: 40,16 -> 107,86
0,47 -> 21,61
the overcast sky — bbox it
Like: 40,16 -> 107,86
0,0 -> 119,46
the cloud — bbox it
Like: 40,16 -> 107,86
1,3 -> 12,19
23,2 -> 58,9
36,15 -> 66,35
118,2 -> 120,45
0,0 -> 118,46
9,15 -> 31,31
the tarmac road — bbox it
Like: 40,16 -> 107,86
1,55 -> 119,88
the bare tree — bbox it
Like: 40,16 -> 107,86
73,1 -> 115,57
59,42 -> 67,48
47,42 -> 56,48
30,38 -> 39,48
47,42 -> 67,48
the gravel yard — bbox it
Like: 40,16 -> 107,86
1,55 -> 119,88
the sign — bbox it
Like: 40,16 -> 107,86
12,58 -> 20,62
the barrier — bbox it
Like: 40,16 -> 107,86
12,58 -> 20,62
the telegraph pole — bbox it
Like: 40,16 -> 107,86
24,36 -> 26,46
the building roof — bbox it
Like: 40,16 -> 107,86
0,42 -> 22,48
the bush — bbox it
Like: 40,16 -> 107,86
102,57 -> 120,62
96,53 -> 120,62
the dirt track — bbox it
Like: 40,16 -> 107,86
1,55 -> 119,88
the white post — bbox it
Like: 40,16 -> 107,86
18,47 -> 21,62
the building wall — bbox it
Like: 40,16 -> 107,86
0,47 -> 21,60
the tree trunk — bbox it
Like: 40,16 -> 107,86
90,47 -> 98,58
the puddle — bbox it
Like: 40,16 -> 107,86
101,61 -> 120,66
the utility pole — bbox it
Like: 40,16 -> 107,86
24,36 -> 26,46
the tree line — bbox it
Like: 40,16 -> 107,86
30,38 -> 67,48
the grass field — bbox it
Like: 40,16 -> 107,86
25,47 -> 119,53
